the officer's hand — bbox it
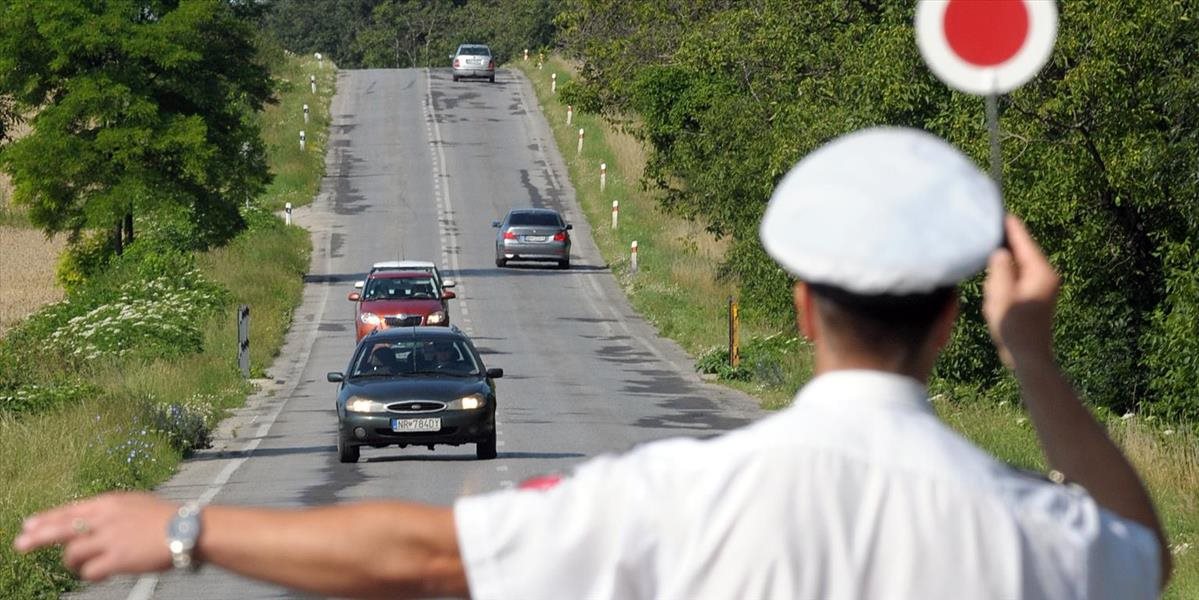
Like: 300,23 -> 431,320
14,492 -> 177,581
982,215 -> 1061,369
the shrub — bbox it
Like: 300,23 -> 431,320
143,396 -> 215,456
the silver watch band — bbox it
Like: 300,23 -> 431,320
167,502 -> 203,571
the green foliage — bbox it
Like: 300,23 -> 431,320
559,0 -> 1199,419
0,0 -> 275,258
259,0 -> 378,67
143,396 -> 215,456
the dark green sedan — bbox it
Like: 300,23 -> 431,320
327,326 -> 503,462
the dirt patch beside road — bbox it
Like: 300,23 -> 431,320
0,225 -> 65,337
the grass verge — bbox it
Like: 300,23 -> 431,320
516,56 -> 1197,597
0,52 -> 334,598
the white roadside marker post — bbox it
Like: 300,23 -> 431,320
566,104 -> 573,126
600,163 -> 607,192
524,48 -> 529,61
303,103 -> 309,124
577,128 -> 584,154
551,72 -> 557,93
284,202 -> 293,226
612,200 -> 619,230
299,130 -> 306,151
310,74 -> 316,94
315,52 -> 323,69
630,241 -> 639,273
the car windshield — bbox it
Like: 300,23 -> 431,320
350,339 -> 481,377
507,212 -> 562,227
458,46 -> 489,56
362,276 -> 438,300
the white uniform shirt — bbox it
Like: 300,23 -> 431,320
455,370 -> 1160,599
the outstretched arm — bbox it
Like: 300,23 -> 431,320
983,215 -> 1171,588
14,492 -> 469,600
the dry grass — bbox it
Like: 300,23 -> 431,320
0,225 -> 66,338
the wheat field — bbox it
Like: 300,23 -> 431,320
0,176 -> 65,338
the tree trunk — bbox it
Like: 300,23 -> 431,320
124,211 -> 133,246
113,219 -> 124,256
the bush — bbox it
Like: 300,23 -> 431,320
144,397 -> 215,456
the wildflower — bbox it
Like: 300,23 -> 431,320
1121,412 -> 1135,421
1163,429 -> 1175,436
1016,417 -> 1028,426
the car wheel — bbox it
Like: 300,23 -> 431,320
452,75 -> 459,82
337,436 -> 360,463
476,434 -> 497,460
495,256 -> 507,268
489,75 -> 495,83
558,258 -> 570,270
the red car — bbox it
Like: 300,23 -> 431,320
348,271 -> 455,341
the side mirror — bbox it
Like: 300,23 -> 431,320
441,279 -> 456,289
491,221 -> 501,228
354,281 -> 364,289
327,372 -> 344,383
565,224 -> 573,230
486,368 -> 504,379
348,292 -> 361,301
449,54 -> 455,61
442,290 -> 457,300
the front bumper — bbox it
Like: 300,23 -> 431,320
339,408 -> 494,447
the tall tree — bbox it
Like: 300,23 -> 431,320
0,0 -> 274,251
259,0 -> 380,68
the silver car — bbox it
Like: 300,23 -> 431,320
450,44 -> 495,83
493,208 -> 572,269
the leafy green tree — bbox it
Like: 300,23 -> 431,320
559,0 -> 1199,418
0,0 -> 274,255
258,0 -> 380,68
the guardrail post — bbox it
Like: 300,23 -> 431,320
237,305 -> 251,378
728,297 -> 740,369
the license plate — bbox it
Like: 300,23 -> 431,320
391,418 -> 441,432
524,235 -> 546,242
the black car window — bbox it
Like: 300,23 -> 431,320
363,276 -> 437,300
459,46 -> 490,56
507,212 -> 563,227
351,339 -> 480,377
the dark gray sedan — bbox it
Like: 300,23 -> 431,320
493,208 -> 572,269
327,327 -> 503,462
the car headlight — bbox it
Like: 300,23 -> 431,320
448,394 -> 486,410
426,311 -> 447,325
359,312 -> 381,325
346,397 -> 388,413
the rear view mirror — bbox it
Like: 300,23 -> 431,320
348,292 -> 361,301
486,368 -> 504,379
327,372 -> 344,383
442,290 -> 457,300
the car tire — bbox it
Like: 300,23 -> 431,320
452,75 -> 459,82
476,434 -> 497,460
338,436 -> 360,463
489,75 -> 495,83
495,256 -> 507,268
558,258 -> 570,270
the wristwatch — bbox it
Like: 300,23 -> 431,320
167,502 -> 203,570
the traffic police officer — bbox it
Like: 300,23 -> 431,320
15,128 -> 1169,599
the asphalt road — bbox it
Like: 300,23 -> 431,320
70,67 -> 764,599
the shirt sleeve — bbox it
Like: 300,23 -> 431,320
454,441 -> 692,600
1084,507 -> 1161,600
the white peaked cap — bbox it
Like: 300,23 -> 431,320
759,127 -> 1003,294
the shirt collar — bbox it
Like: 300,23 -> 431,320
790,369 -> 933,416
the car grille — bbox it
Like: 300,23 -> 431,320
384,315 -> 422,327
386,400 -> 447,414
